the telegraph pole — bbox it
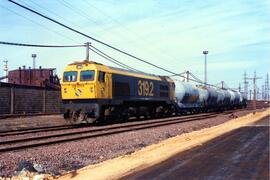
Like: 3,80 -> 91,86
221,81 -> 224,89
246,71 -> 262,113
202,50 -> 208,86
85,42 -> 90,61
239,83 -> 241,92
186,71 -> 189,82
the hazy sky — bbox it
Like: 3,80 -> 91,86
0,0 -> 269,91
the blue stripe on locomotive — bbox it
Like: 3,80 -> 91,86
111,73 -> 171,103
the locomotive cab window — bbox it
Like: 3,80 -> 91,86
63,71 -> 77,82
80,70 -> 95,81
98,71 -> 105,82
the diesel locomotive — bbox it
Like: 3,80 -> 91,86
61,60 -> 246,123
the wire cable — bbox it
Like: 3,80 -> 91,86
89,46 -> 143,72
82,0 -> 179,63
27,0 -> 83,29
189,72 -> 205,84
0,41 -> 85,48
89,47 -> 140,72
90,45 -> 141,72
0,4 -> 79,43
7,0 -> 235,91
7,0 -> 179,76
57,0 -> 100,26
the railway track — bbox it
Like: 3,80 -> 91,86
0,112 -> 226,153
0,108 -> 245,137
0,124 -> 80,137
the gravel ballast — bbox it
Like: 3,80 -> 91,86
0,109 -> 266,177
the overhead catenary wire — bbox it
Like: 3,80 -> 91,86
0,4 -> 79,43
170,71 -> 205,85
82,1 -> 179,63
89,46 -> 143,73
7,0 -> 180,76
57,0 -> 100,27
0,41 -> 85,48
89,46 -> 141,72
189,72 -> 205,84
0,40 -> 141,72
27,0 -> 83,29
1,40 -> 235,90
7,0 -> 238,91
0,40 -> 147,72
7,0 -> 217,87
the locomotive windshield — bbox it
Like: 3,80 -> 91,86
63,71 -> 77,82
80,70 -> 95,81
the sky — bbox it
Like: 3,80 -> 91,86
0,0 -> 269,93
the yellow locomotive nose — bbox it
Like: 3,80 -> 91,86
61,61 -> 113,123
61,63 -> 97,99
61,78 -> 96,99
61,61 -> 112,101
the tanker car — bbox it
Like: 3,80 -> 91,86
61,60 -> 247,123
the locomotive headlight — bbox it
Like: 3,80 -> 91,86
90,87 -> 93,93
76,64 -> 82,69
64,88 -> 67,93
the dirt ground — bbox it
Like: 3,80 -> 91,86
123,116 -> 269,180
0,115 -> 66,131
56,108 -> 269,180
1,109 -> 266,178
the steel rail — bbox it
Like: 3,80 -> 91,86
0,113 -> 217,145
0,113 -> 220,152
0,111 -> 219,137
0,108 -> 247,137
0,124 -> 79,136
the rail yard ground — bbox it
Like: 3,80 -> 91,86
58,109 -> 270,180
122,115 -> 269,180
0,115 -> 65,132
0,105 -> 269,179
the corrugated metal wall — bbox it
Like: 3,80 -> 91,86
0,83 -> 62,115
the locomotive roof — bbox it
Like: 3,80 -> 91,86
109,66 -> 169,80
67,60 -> 174,82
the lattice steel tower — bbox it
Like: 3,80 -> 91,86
243,72 -> 249,98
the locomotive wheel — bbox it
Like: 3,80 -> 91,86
156,106 -> 164,118
63,110 -> 70,119
86,117 -> 96,123
121,108 -> 129,121
71,111 -> 78,123
77,111 -> 86,124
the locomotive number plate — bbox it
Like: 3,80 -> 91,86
138,80 -> 154,96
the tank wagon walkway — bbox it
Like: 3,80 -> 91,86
57,109 -> 269,180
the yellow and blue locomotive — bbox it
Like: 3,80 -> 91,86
61,60 -> 176,123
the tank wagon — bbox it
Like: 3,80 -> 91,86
61,60 -> 246,123
175,82 -> 200,111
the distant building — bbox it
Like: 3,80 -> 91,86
8,66 -> 60,88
